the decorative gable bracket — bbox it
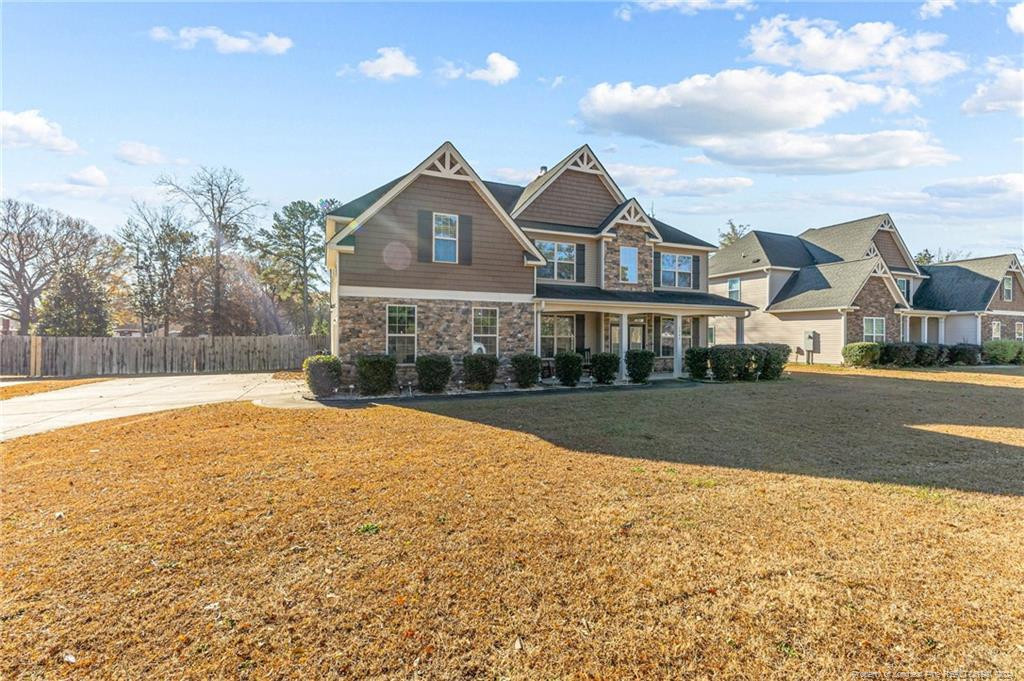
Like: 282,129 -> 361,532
422,150 -> 471,180
598,198 -> 662,241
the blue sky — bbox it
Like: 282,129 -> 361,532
4,1 -> 1023,256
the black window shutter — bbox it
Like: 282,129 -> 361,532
458,215 -> 473,265
575,314 -> 586,353
653,251 -> 662,287
417,211 -> 432,262
692,318 -> 701,346
653,317 -> 662,353
692,255 -> 701,289
576,244 -> 586,282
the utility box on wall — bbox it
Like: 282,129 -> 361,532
803,330 -> 819,359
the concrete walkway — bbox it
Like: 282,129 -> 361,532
1,374 -> 304,441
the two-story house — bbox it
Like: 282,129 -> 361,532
708,214 -> 1024,363
324,141 -> 753,382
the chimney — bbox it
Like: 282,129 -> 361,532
539,165 -> 548,175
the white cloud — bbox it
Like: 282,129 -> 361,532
67,165 -> 109,188
1008,2 -> 1024,34
922,173 -> 1023,199
356,47 -> 420,81
0,109 -> 81,154
115,140 -> 186,166
824,173 -> 1023,220
746,15 -> 967,85
492,167 -> 543,184
961,63 -> 1023,116
538,75 -> 565,89
607,163 -> 753,196
149,26 -> 293,55
683,154 -> 712,164
436,60 -> 464,80
466,53 -> 520,85
617,0 -> 756,20
919,0 -> 956,19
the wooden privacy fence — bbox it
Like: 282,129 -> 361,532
0,335 -> 328,377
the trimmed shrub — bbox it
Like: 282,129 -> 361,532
948,343 -> 981,365
842,342 -> 880,367
934,344 -> 951,365
684,346 -> 710,380
735,345 -> 767,381
463,353 -> 499,390
554,351 -> 584,386
356,354 -> 397,395
879,342 -> 917,367
303,354 -> 342,397
415,354 -> 453,393
913,343 -> 941,367
756,343 -> 791,380
982,339 -> 1024,365
509,353 -> 541,388
709,345 -> 748,381
590,352 -> 620,384
625,349 -> 656,383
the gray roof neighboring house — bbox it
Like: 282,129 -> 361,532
797,214 -> 890,264
767,257 -> 884,312
535,284 -> 754,309
708,230 -> 814,275
913,254 -> 1017,311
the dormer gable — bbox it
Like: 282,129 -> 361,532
597,198 -> 662,242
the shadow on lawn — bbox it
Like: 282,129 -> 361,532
350,371 -> 1024,496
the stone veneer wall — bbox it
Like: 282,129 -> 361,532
981,313 -> 1024,341
602,223 -> 654,292
336,297 -> 534,384
845,277 -> 902,344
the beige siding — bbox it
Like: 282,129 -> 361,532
709,270 -> 767,307
339,174 -> 533,294
873,231 -> 914,271
526,234 -> 599,286
943,314 -> 979,344
519,170 -> 620,227
714,310 -> 846,363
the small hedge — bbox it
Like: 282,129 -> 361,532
415,354 -> 453,393
708,345 -> 748,381
756,343 -> 791,380
914,343 -> 941,367
356,354 -> 397,395
625,349 -> 655,383
684,346 -> 710,380
554,351 -> 583,386
879,342 -> 917,367
590,352 -> 619,384
736,346 -> 767,381
948,343 -> 981,365
463,353 -> 498,390
982,339 -> 1024,364
509,353 -> 541,388
842,342 -> 880,367
303,354 -> 342,397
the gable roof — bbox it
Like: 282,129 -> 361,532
329,176 -> 405,219
597,199 -> 662,241
768,257 -> 898,311
511,144 -> 625,216
652,218 -> 716,249
797,214 -> 889,263
914,254 -> 1021,311
709,230 -> 814,275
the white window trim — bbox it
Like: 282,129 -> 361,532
1003,276 -> 1013,301
539,313 -> 575,359
707,325 -> 716,346
658,315 -> 692,357
992,321 -> 1001,340
471,306 -> 500,357
620,246 -> 639,283
386,304 -> 417,364
536,240 -> 577,282
896,277 -> 910,301
863,316 -> 885,343
660,253 -> 693,289
1015,322 -> 1023,341
431,212 -> 458,264
727,277 -> 741,301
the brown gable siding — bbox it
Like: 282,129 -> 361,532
518,170 -> 619,227
872,230 -> 914,271
988,270 -> 1024,312
339,174 -> 533,294
845,276 -> 901,344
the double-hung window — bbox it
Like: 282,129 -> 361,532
992,321 -> 1001,340
540,314 -> 575,358
387,305 -> 416,364
472,307 -> 499,355
1016,322 -> 1023,341
661,254 -> 693,288
536,241 -> 576,281
659,317 -> 675,357
432,213 -> 458,263
863,317 -> 885,343
896,278 -> 910,302
727,278 -> 741,301
620,247 -> 638,283
707,326 -> 716,346
1003,276 -> 1013,302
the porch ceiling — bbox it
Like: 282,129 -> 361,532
535,284 -> 754,316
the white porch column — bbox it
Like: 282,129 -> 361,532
921,316 -> 928,343
903,316 -> 910,342
534,309 -> 542,355
938,317 -> 945,344
618,312 -> 628,380
673,313 -> 683,377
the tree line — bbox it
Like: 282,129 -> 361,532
0,167 -> 337,337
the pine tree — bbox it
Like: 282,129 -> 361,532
34,263 -> 110,336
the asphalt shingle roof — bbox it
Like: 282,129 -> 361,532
652,218 -> 715,249
913,255 -> 1015,311
328,175 -> 406,219
767,257 -> 880,311
797,214 -> 889,264
708,230 -> 815,275
535,284 -> 754,309
516,220 -> 601,236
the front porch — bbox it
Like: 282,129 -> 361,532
901,311 -> 948,344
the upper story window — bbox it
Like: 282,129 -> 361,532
536,241 -> 576,281
620,247 -> 638,283
1002,276 -> 1013,301
896,278 -> 910,302
661,253 -> 693,288
727,278 -> 741,301
432,213 -> 458,263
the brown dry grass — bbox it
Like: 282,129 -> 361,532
271,370 -> 304,381
0,378 -> 108,401
2,367 -> 1023,678
788,363 -> 1024,388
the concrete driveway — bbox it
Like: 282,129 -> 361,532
1,373 -> 302,441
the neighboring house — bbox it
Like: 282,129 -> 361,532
324,141 -> 753,381
709,215 -> 1024,363
913,254 -> 1024,344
